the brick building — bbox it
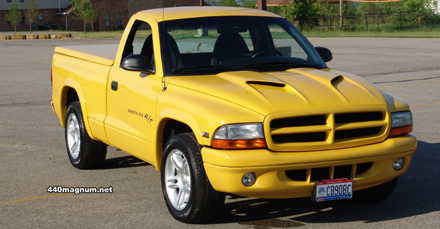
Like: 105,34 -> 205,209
1,0 -> 201,32
1,0 -> 71,31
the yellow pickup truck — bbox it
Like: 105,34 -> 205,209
51,7 -> 417,223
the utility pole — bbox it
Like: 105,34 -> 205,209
340,0 -> 343,27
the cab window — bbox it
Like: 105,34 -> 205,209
122,21 -> 154,66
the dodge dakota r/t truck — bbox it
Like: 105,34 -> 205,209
51,7 -> 417,223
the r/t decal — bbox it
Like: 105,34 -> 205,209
128,109 -> 153,123
144,113 -> 153,123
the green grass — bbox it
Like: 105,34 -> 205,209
301,22 -> 440,38
70,31 -> 124,39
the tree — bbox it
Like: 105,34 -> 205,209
6,2 -> 22,35
400,0 -> 438,13
219,0 -> 240,6
86,4 -> 99,32
71,0 -> 96,35
213,0 -> 257,8
316,1 -> 338,17
290,0 -> 319,30
24,0 -> 40,34
241,0 -> 257,8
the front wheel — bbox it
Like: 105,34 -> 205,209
161,133 -> 225,223
65,101 -> 107,169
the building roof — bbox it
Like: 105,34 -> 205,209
56,5 -> 75,16
0,0 -> 71,10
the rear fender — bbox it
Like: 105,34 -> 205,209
60,79 -> 97,141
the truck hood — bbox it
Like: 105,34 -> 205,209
167,68 -> 387,115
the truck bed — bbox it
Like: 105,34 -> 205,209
54,44 -> 118,66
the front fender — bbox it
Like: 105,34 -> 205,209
156,83 -> 264,144
154,84 -> 264,170
157,107 -> 203,143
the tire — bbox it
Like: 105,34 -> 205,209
161,133 -> 225,223
352,177 -> 398,202
65,101 -> 107,169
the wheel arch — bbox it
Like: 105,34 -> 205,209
59,81 -> 95,140
155,112 -> 204,171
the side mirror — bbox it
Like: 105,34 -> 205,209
121,54 -> 155,73
315,47 -> 333,63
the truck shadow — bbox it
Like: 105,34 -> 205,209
100,155 -> 150,169
215,140 -> 439,227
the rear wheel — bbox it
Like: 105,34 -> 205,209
353,178 -> 398,202
65,101 -> 107,169
161,133 -> 225,223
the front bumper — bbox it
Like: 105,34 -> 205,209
201,134 -> 417,199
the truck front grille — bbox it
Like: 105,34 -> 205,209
267,111 -> 388,151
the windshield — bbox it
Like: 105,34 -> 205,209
159,16 -> 327,75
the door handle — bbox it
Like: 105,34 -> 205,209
111,81 -> 118,91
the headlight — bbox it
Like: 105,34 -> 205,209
389,111 -> 413,137
212,123 -> 267,149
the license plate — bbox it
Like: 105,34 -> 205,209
313,178 -> 353,202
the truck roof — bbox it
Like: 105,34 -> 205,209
134,6 -> 282,22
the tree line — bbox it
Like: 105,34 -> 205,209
6,0 -> 439,33
5,0 -> 98,36
213,0 -> 439,29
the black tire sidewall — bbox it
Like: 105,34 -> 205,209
161,134 -> 198,221
65,102 -> 87,168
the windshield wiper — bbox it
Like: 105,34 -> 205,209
246,61 -> 318,69
172,65 -> 238,73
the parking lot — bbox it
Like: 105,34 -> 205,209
1,37 -> 439,228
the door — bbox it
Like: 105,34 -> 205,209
105,20 -> 161,164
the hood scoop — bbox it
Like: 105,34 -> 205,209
246,80 -> 308,104
247,81 -> 286,88
331,75 -> 344,87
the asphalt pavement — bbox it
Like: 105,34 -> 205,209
0,37 -> 439,228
